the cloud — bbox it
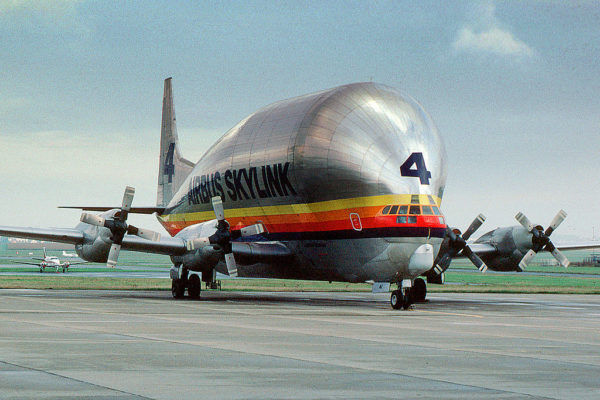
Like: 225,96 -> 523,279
453,3 -> 535,59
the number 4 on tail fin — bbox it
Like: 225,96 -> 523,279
400,152 -> 431,185
164,143 -> 175,183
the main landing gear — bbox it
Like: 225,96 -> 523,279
171,267 -> 219,300
170,267 -> 201,299
390,277 -> 427,310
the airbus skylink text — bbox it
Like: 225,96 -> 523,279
187,162 -> 297,205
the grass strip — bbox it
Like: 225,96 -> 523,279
0,273 -> 599,294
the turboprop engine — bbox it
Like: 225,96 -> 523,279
75,187 -> 162,265
424,210 -> 570,279
472,210 -> 569,272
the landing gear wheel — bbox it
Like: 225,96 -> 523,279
171,279 -> 185,299
187,274 -> 201,299
412,278 -> 427,302
390,290 -> 402,310
402,290 -> 413,310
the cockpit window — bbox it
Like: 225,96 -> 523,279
422,206 -> 433,215
407,216 -> 417,223
389,205 -> 399,214
397,205 -> 408,214
427,195 -> 436,205
411,195 -> 419,204
382,205 -> 391,215
432,206 -> 441,215
409,205 -> 420,215
396,216 -> 407,224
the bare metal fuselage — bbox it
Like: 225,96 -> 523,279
158,83 -> 448,283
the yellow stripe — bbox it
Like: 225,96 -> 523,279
159,194 -> 441,223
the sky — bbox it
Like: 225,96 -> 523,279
1,1 -> 599,242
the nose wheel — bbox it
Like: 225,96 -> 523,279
390,279 -> 415,310
390,289 -> 412,310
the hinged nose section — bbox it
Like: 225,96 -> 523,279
408,244 -> 434,275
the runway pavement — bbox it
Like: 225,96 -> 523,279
0,289 -> 599,399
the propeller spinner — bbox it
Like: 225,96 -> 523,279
515,210 -> 569,271
433,214 -> 488,275
80,186 -> 161,268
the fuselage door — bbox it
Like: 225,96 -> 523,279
350,213 -> 362,231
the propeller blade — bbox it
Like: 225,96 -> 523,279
545,210 -> 567,236
240,223 -> 266,237
515,212 -> 535,232
106,243 -> 121,268
462,214 -> 486,241
121,186 -> 135,213
433,253 -> 452,275
518,249 -> 537,271
186,237 -> 210,251
211,196 -> 225,221
127,225 -> 161,242
224,252 -> 238,277
550,248 -> 570,268
80,212 -> 106,227
461,246 -> 488,273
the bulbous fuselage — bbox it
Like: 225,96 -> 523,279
159,83 -> 448,282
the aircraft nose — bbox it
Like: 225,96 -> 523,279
294,83 -> 447,201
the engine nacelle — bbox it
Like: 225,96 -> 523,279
74,210 -> 119,263
171,220 -> 222,273
474,226 -> 533,271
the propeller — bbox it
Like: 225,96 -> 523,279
80,186 -> 161,268
515,210 -> 569,271
186,196 -> 266,278
433,214 -> 488,275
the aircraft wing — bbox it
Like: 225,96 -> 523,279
463,243 -> 498,256
554,243 -> 600,251
232,241 -> 294,264
464,242 -> 600,257
119,237 -> 293,262
15,262 -> 44,266
120,235 -> 187,256
0,225 -> 188,256
0,226 -> 84,245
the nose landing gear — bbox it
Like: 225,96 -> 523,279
390,289 -> 412,310
390,278 -> 427,309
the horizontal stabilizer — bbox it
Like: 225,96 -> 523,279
60,206 -> 165,215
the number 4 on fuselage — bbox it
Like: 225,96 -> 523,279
400,152 -> 431,185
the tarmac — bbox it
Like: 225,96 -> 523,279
0,289 -> 599,399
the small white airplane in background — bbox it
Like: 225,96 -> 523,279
62,250 -> 77,257
19,248 -> 86,273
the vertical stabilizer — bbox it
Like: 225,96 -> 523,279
157,78 -> 194,207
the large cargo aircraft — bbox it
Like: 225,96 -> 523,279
1,79 -> 594,309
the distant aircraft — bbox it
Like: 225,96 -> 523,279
1,79 -> 598,308
18,248 -> 86,273
62,250 -> 77,257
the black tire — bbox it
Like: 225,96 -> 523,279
390,290 -> 402,310
413,278 -> 427,302
402,290 -> 413,310
171,279 -> 185,299
188,274 -> 201,299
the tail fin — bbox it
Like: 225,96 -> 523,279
43,247 -> 47,258
157,78 -> 194,207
